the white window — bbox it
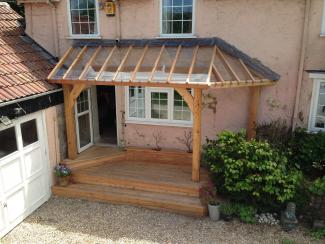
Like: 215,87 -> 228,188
126,87 -> 192,126
309,79 -> 325,131
321,0 -> 325,35
160,0 -> 195,37
68,0 -> 100,37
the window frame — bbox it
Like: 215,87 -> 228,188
67,0 -> 101,39
125,87 -> 193,127
159,0 -> 196,38
321,0 -> 325,36
309,78 -> 325,132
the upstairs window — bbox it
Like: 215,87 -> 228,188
68,0 -> 99,37
310,80 -> 325,131
161,0 -> 194,36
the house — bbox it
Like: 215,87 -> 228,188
0,2 -> 65,238
3,0 -> 323,219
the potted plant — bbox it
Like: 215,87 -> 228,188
220,202 -> 237,221
199,182 -> 220,221
55,164 -> 72,186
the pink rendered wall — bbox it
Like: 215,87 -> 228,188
23,0 -> 325,150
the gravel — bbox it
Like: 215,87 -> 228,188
1,196 -> 321,244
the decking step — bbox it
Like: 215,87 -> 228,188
72,172 -> 202,197
52,183 -> 207,217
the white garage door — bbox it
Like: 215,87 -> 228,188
0,112 -> 50,238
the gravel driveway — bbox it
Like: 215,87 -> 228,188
1,196 -> 321,244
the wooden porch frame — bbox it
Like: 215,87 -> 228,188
49,43 -> 273,181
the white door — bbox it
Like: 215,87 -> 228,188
0,112 -> 50,238
75,89 -> 94,152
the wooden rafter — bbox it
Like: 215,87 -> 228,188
130,45 -> 149,82
113,45 -> 133,81
186,45 -> 199,83
47,47 -> 73,79
174,88 -> 194,112
63,46 -> 88,80
167,45 -> 182,83
239,59 -> 256,82
207,46 -> 217,84
79,46 -> 102,80
216,47 -> 241,83
149,45 -> 165,82
95,46 -> 117,81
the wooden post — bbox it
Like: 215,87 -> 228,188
63,84 -> 78,159
192,88 -> 202,182
247,86 -> 261,140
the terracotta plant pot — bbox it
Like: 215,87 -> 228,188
208,204 -> 220,221
58,176 -> 70,186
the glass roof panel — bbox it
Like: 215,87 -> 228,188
171,47 -> 194,83
152,47 -> 177,83
192,47 -> 214,83
52,47 -> 81,79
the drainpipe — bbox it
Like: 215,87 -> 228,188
292,0 -> 311,129
115,0 -> 121,40
50,2 -> 60,58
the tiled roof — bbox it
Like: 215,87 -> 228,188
0,3 -> 58,103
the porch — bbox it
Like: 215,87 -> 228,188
53,146 -> 209,217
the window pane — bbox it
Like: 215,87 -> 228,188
161,0 -> 193,34
21,119 -> 38,147
173,89 -> 191,121
129,87 -> 145,118
78,114 -> 91,148
315,82 -> 325,129
151,92 -> 169,120
0,127 -> 17,159
70,0 -> 78,9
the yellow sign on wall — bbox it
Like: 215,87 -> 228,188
105,1 -> 116,16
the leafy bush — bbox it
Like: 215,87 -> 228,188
309,176 -> 325,197
289,129 -> 325,178
202,130 -> 302,208
237,204 -> 257,224
310,228 -> 325,240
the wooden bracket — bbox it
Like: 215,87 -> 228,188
174,88 -> 194,113
69,84 -> 87,109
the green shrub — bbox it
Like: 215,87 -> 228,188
310,228 -> 325,240
237,204 -> 257,224
202,130 -> 302,208
220,202 -> 238,216
281,238 -> 295,244
290,129 -> 325,177
309,176 -> 325,197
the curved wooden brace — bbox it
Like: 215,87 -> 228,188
174,88 -> 194,113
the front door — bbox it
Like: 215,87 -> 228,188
75,89 -> 93,152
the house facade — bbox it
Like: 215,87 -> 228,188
19,0 -> 325,155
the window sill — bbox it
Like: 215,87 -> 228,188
65,35 -> 102,40
125,119 -> 193,128
157,34 -> 197,39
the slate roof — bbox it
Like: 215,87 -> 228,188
0,3 -> 58,103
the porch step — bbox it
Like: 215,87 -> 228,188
52,183 -> 207,217
71,161 -> 209,197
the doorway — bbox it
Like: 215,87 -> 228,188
96,86 -> 117,145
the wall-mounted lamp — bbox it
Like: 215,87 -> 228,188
105,0 -> 116,16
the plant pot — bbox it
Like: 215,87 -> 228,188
208,204 -> 220,221
222,214 -> 233,222
58,176 -> 70,186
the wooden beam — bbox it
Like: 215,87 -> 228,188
63,46 -> 88,79
186,45 -> 199,83
112,45 -> 133,81
247,86 -> 261,140
95,46 -> 117,81
149,45 -> 165,82
79,46 -> 102,80
63,84 -> 77,159
239,59 -> 256,82
167,45 -> 182,83
207,46 -> 217,84
192,88 -> 202,182
175,88 -> 194,112
47,47 -> 73,80
216,47 -> 241,82
130,45 -> 149,82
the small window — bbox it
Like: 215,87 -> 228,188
0,127 -> 18,159
69,0 -> 99,36
129,87 -> 145,118
161,0 -> 194,35
21,119 -> 38,147
173,89 -> 191,121
151,91 -> 169,120
311,81 -> 325,130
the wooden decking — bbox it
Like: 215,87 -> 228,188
53,146 -> 209,217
